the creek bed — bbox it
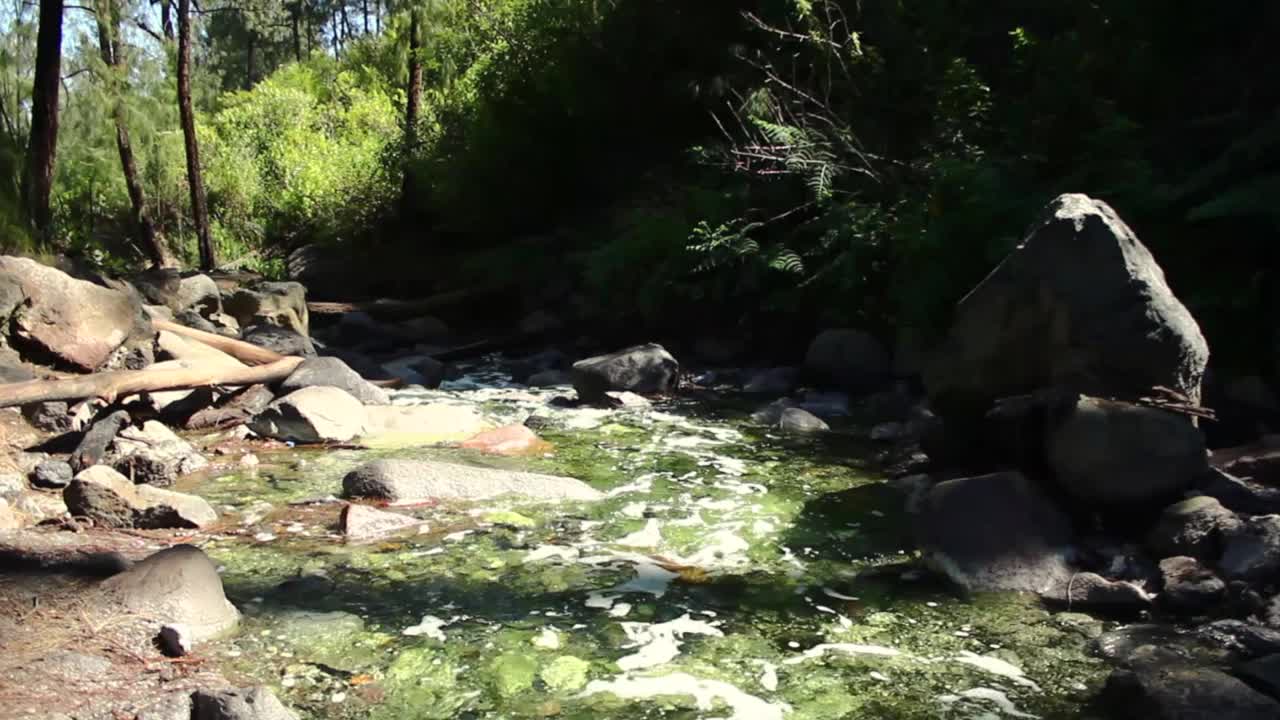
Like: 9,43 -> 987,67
182,368 -> 1109,719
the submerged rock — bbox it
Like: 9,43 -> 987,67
192,687 -> 299,720
572,343 -> 679,402
915,471 -> 1074,593
778,407 -> 830,434
361,403 -> 491,448
804,328 -> 891,393
249,386 -> 368,443
340,503 -> 423,541
342,459 -> 603,504
460,424 -> 548,455
279,356 -> 390,405
1046,395 -> 1208,507
1158,556 -> 1226,613
1101,666 -> 1280,720
64,465 -> 217,529
100,545 -> 239,643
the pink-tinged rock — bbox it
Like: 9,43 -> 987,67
459,424 -> 548,456
340,503 -> 423,542
0,256 -> 148,371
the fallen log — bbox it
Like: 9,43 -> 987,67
308,286 -> 502,320
0,356 -> 304,408
153,320 -> 284,366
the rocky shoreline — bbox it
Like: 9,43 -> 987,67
0,193 -> 1278,719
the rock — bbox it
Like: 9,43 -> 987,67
1196,620 -> 1280,660
341,503 -> 423,542
12,490 -> 67,523
1148,496 -> 1242,562
752,398 -> 797,425
1266,596 -> 1280,629
0,256 -> 151,371
110,420 -> 209,486
224,281 -> 309,336
402,314 -> 451,341
342,459 -> 603,504
1214,439 -> 1280,486
1045,395 -> 1208,507
176,274 -> 222,316
778,407 -> 830,434
1094,624 -> 1228,668
1199,469 -> 1280,515
380,354 -> 443,387
0,358 -> 35,383
1220,515 -> 1280,582
0,473 -> 24,499
460,424 -> 548,455
509,349 -> 571,384
915,471 -> 1074,593
131,267 -> 182,307
571,343 -> 679,402
798,390 -> 851,418
242,324 -> 316,356
287,243 -> 351,300
279,356 -> 390,405
70,409 -> 132,473
0,499 -> 28,529
192,687 -> 299,720
64,465 -> 218,529
186,384 -> 276,431
361,403 -> 491,448
604,390 -> 652,408
804,329 -> 891,393
21,400 -> 71,432
1158,556 -> 1226,614
528,369 -> 573,387
100,545 -> 239,642
271,609 -> 373,670
924,194 -> 1209,450
159,623 -> 193,657
31,460 -> 73,489
1045,572 -> 1152,611
1236,654 -> 1280,702
869,421 -> 912,442
249,386 -> 367,444
743,367 -> 800,395
1101,666 -> 1280,720
137,693 -> 194,720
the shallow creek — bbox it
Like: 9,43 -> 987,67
181,364 -> 1109,719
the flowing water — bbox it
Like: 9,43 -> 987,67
182,364 -> 1109,719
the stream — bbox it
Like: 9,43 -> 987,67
181,361 -> 1109,719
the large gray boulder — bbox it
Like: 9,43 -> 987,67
249,386 -> 367,443
1045,395 -> 1209,507
1101,666 -> 1280,720
109,420 -> 209,487
342,459 -> 603,504
914,471 -> 1075,593
0,257 -> 150,371
100,545 -> 239,643
224,281 -> 309,337
571,344 -> 678,402
242,324 -> 316,357
925,194 -> 1209,432
1158,556 -> 1226,614
64,465 -> 217,529
192,687 -> 299,720
279,356 -> 389,405
803,329 -> 891,393
133,269 -> 221,317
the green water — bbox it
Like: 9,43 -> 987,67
186,376 -> 1108,720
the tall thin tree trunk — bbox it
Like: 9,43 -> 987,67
340,2 -> 352,43
375,0 -> 381,35
399,8 -> 422,221
362,0 -> 369,34
331,10 -> 342,59
177,0 -> 215,270
245,32 -> 256,89
97,0 -> 173,268
22,0 -> 64,243
291,3 -> 302,61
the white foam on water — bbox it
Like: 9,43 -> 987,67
607,474 -> 657,497
822,587 -> 859,601
617,518 -> 663,548
957,688 -> 1040,719
616,614 -> 723,671
783,643 -> 901,665
756,661 -> 780,692
523,545 -> 581,563
403,615 -> 451,640
533,628 -> 562,650
953,652 -> 1041,691
620,502 -> 649,518
580,673 -> 789,720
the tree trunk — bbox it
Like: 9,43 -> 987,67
291,3 -> 302,61
177,0 -> 216,270
96,0 -> 173,268
362,0 -> 369,34
245,32 -> 256,89
375,0 -> 381,34
340,1 -> 352,43
22,0 -> 64,243
331,10 -> 342,59
399,8 -> 422,220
